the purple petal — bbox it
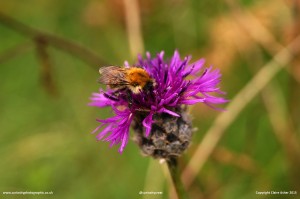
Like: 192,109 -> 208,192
94,108 -> 133,153
119,129 -> 129,153
96,125 -> 113,140
160,108 -> 180,117
142,112 -> 154,137
179,98 -> 205,105
186,58 -> 205,75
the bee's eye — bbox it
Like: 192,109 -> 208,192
132,82 -> 138,87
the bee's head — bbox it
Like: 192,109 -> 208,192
129,84 -> 143,94
128,79 -> 155,94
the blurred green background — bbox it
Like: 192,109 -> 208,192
0,0 -> 299,198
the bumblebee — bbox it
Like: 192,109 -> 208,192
98,66 -> 154,94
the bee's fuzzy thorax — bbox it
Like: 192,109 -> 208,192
128,85 -> 143,94
126,67 -> 152,89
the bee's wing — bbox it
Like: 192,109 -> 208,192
98,66 -> 129,86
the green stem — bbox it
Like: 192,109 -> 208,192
166,157 -> 189,199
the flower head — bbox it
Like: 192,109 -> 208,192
89,50 -> 227,155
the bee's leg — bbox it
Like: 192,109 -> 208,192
126,90 -> 133,108
103,92 -> 119,101
103,87 -> 128,101
144,81 -> 155,100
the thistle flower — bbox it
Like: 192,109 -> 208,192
89,50 -> 227,158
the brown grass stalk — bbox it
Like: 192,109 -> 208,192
182,34 -> 300,188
